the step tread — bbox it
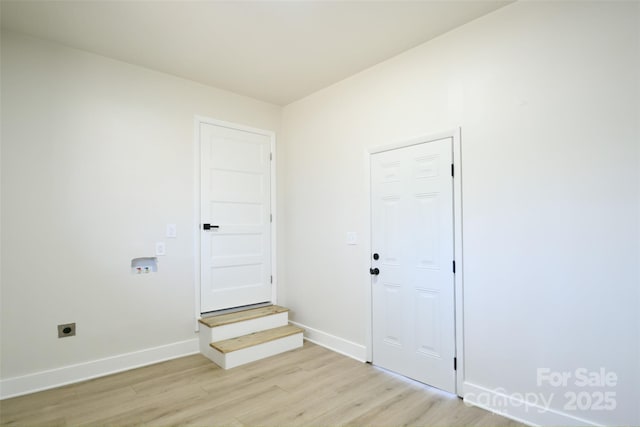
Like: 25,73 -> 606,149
210,324 -> 304,354
199,305 -> 289,328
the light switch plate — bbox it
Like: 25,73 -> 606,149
166,223 -> 177,238
155,242 -> 166,256
346,232 -> 357,245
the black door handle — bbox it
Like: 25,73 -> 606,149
202,224 -> 219,230
369,267 -> 380,275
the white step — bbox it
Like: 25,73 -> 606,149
198,305 -> 303,369
201,324 -> 304,369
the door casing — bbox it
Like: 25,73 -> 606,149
365,128 -> 464,395
193,116 -> 277,330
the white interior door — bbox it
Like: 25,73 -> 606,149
200,122 -> 272,313
371,137 -> 456,393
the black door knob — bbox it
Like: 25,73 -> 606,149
372,253 -> 379,260
369,267 -> 380,275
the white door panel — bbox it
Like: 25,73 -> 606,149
371,138 -> 455,393
200,123 -> 272,313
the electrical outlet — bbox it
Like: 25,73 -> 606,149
58,323 -> 76,338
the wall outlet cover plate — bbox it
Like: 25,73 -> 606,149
58,323 -> 76,338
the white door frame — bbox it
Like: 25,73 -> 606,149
364,127 -> 464,395
193,116 -> 277,330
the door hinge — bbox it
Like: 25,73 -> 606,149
451,163 -> 454,177
270,152 -> 273,161
270,213 -> 273,223
454,357 -> 457,371
452,260 -> 456,274
270,275 -> 273,284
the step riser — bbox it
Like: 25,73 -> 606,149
202,311 -> 289,342
202,332 -> 303,369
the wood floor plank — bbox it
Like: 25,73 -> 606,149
67,354 -> 212,395
272,351 -> 356,392
0,342 -> 527,427
345,383 -> 449,426
235,356 -> 367,426
69,382 -> 207,426
49,386 -> 138,426
150,384 -> 290,427
130,364 -> 218,396
0,385 -> 78,422
306,373 -> 415,426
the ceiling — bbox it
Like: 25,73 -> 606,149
0,1 -> 511,105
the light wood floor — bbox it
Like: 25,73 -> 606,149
1,342 -> 525,426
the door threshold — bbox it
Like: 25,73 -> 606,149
201,302 -> 272,319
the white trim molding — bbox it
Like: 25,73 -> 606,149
0,338 -> 199,400
289,321 -> 367,362
452,127 -> 464,395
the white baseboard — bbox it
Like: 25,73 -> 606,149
0,338 -> 199,400
289,321 -> 367,362
463,381 -> 603,427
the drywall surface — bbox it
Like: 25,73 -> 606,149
0,31 -> 281,388
281,2 -> 639,425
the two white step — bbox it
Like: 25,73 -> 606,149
198,305 -> 304,369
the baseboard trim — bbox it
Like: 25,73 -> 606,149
463,381 -> 604,427
289,320 -> 366,362
0,338 -> 199,400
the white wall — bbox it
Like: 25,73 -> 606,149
2,3 -> 639,425
280,2 -> 639,426
0,31 -> 281,394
